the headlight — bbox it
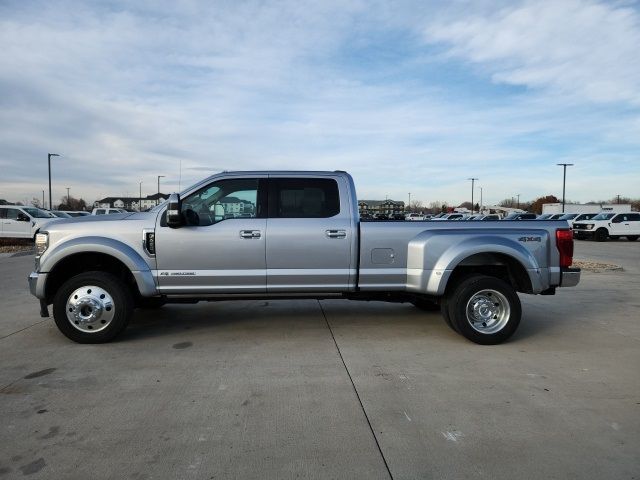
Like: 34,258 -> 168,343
585,224 -> 594,230
35,232 -> 49,256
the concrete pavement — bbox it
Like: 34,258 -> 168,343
0,240 -> 638,479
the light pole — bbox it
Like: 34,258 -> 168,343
616,194 -> 621,204
557,163 -> 574,213
157,175 -> 165,206
139,181 -> 143,211
408,192 -> 411,212
42,190 -> 45,209
479,187 -> 483,213
47,153 -> 60,210
516,194 -> 520,210
468,178 -> 478,213
66,187 -> 70,205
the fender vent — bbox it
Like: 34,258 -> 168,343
143,230 -> 156,256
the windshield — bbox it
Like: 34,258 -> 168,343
592,213 -> 615,220
22,207 -> 55,218
559,214 -> 578,220
52,211 -> 72,218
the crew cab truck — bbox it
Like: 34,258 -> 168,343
29,171 -> 580,345
572,212 -> 640,242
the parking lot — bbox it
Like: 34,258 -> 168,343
0,240 -> 638,479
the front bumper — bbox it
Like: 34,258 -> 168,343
560,267 -> 581,287
573,229 -> 593,238
28,271 -> 47,299
28,272 -> 50,318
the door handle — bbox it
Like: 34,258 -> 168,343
240,230 -> 261,239
325,229 -> 346,239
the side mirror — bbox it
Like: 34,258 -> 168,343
17,213 -> 30,222
166,193 -> 183,228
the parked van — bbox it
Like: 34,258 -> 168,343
0,205 -> 59,239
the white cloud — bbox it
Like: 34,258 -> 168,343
0,0 -> 638,207
424,0 -> 640,105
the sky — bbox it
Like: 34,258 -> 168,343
0,0 -> 639,208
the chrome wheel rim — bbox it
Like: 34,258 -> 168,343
66,285 -> 115,333
465,289 -> 510,334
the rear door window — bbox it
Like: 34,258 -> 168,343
271,178 -> 340,218
5,208 -> 19,220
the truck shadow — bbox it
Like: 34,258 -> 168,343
121,298 -> 560,344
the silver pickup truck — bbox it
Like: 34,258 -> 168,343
28,171 -> 580,345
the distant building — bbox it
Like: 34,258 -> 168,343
358,199 -> 405,216
94,193 -> 168,211
542,203 -> 631,214
219,196 -> 255,215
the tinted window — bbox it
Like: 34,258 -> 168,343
273,178 -> 339,218
5,208 -> 19,220
628,213 -> 640,221
96,209 -> 106,215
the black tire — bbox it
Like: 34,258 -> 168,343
137,297 -> 167,309
447,274 -> 521,345
439,295 -> 458,333
411,297 -> 440,311
627,236 -> 638,241
594,228 -> 608,242
53,271 -> 133,344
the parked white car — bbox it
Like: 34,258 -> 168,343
0,205 -> 59,239
572,212 -> 640,241
91,207 -> 128,215
558,213 -> 598,228
66,211 -> 91,217
405,213 -> 426,221
431,213 -> 469,221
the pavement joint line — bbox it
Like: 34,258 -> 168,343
318,299 -> 394,480
0,318 -> 50,341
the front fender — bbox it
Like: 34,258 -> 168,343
406,229 -> 548,295
39,236 -> 157,297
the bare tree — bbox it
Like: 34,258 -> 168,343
408,200 -> 423,213
31,197 -> 42,208
58,196 -> 88,211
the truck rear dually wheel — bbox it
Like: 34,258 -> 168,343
53,271 -> 133,344
411,297 -> 440,311
412,296 -> 458,332
447,274 -> 521,345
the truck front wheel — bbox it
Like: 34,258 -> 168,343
594,228 -> 608,242
447,275 -> 521,345
52,271 -> 133,344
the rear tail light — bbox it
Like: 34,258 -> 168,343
556,229 -> 573,268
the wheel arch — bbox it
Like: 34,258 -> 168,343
45,252 -> 138,304
445,252 -> 534,295
407,231 -> 545,296
41,237 -> 157,303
